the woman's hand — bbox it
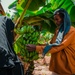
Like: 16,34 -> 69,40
26,44 -> 36,52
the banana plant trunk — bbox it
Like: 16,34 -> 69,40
25,61 -> 34,75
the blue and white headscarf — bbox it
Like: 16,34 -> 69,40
43,8 -> 71,56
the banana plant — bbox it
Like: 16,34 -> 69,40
8,0 -> 75,33
8,0 -> 46,28
8,1 -> 75,73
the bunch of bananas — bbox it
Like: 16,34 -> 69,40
14,25 -> 40,62
15,25 -> 35,34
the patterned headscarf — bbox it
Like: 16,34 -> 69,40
43,8 -> 71,56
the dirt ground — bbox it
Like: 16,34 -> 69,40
32,55 -> 53,75
21,54 -> 56,75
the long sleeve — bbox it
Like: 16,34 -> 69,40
49,30 -> 75,54
36,45 -> 45,53
36,29 -> 75,54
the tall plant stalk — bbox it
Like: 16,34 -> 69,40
15,0 -> 32,28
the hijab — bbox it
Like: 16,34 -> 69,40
0,16 -> 16,68
43,8 -> 71,56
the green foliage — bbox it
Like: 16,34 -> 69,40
70,6 -> 75,22
50,0 -> 75,22
8,0 -> 75,41
17,0 -> 45,11
8,0 -> 17,10
16,0 -> 46,16
38,30 -> 54,44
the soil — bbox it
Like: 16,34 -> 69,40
32,55 -> 52,75
19,54 -> 53,75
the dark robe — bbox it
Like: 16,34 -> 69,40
0,16 -> 24,75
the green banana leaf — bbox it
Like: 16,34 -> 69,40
8,0 -> 17,10
23,3 -> 52,17
8,0 -> 75,33
16,0 -> 46,15
50,0 -> 75,22
21,0 -> 45,10
8,0 -> 75,22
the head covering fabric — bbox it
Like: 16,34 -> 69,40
0,16 -> 24,75
43,8 -> 71,56
0,16 -> 16,68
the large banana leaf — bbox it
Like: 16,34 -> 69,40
23,11 -> 56,33
50,0 -> 75,22
8,0 -> 75,33
16,0 -> 46,15
24,0 -> 75,22
23,3 -> 52,17
16,0 -> 75,24
8,1 -> 56,33
8,0 -> 75,22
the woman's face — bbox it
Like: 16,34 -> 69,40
54,14 -> 63,26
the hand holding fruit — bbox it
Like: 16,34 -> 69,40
26,44 -> 36,52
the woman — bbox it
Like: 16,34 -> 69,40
26,8 -> 75,74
